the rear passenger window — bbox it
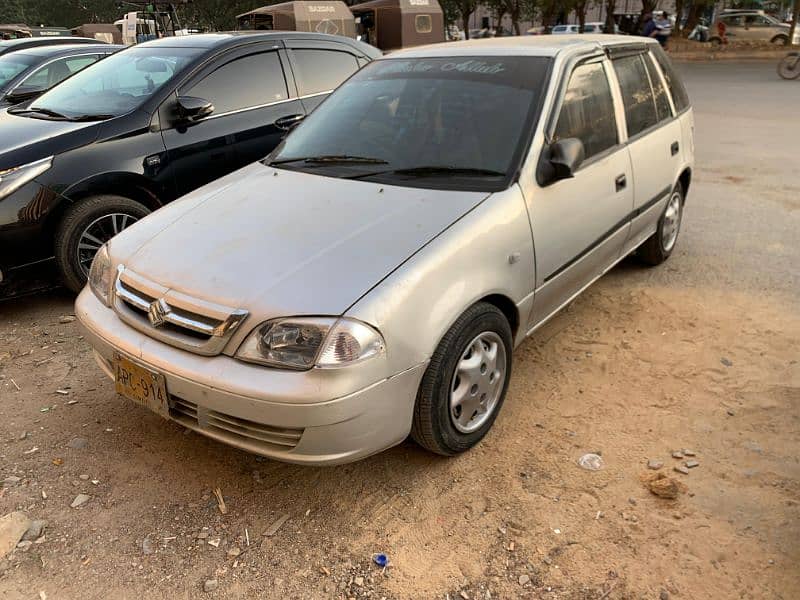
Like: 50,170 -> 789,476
186,52 -> 287,114
612,54 -> 658,137
292,49 -> 358,96
650,46 -> 689,112
553,62 -> 618,160
643,54 -> 671,121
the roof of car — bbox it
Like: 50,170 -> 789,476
384,35 -> 657,59
136,31 -> 365,49
0,37 -> 100,49
12,43 -> 122,58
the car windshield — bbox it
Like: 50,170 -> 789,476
0,53 -> 35,90
27,46 -> 202,119
268,56 -> 551,191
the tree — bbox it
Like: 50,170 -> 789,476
440,0 -> 478,38
603,0 -> 616,34
573,0 -> 591,32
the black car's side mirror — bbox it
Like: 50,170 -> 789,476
536,137 -> 585,186
176,96 -> 214,123
5,85 -> 46,104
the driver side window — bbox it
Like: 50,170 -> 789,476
553,61 -> 618,161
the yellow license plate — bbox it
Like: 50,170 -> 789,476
114,354 -> 169,417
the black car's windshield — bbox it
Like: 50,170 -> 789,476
27,46 -> 202,119
0,53 -> 36,90
268,56 -> 551,190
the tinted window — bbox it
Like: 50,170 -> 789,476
271,56 -> 551,192
554,62 -> 617,160
613,54 -> 658,137
186,52 -> 287,113
650,46 -> 689,112
0,53 -> 35,88
292,49 -> 358,96
643,53 -> 671,121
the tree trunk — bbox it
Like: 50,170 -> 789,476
605,0 -> 617,33
683,1 -> 704,38
674,0 -> 684,36
576,0 -> 587,33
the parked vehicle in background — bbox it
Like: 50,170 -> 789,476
0,32 -> 380,294
0,37 -> 105,57
549,22 -> 615,34
710,10 -> 799,45
351,0 -> 445,51
71,23 -> 123,44
551,24 -> 579,34
0,44 -> 121,107
75,35 -> 693,466
238,1 -> 356,38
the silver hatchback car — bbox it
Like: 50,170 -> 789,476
76,36 -> 694,465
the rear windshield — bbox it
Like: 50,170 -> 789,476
269,55 -> 551,191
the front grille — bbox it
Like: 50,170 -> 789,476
169,396 -> 304,451
112,267 -> 248,356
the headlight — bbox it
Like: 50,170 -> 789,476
88,244 -> 113,306
0,156 -> 53,200
236,317 -> 385,370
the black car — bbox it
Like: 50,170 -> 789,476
0,32 -> 380,293
0,37 -> 105,57
0,44 -> 122,107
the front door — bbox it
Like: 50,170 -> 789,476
160,47 -> 305,198
526,58 -> 634,330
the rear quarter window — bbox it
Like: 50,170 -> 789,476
291,49 -> 359,96
650,45 -> 690,113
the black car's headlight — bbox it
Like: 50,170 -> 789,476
236,317 -> 385,370
0,156 -> 52,200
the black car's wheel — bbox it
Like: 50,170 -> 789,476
639,182 -> 684,266
55,195 -> 150,293
411,302 -> 513,456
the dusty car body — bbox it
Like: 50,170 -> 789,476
76,35 -> 694,465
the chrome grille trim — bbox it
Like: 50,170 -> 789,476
112,266 -> 248,356
168,396 -> 303,451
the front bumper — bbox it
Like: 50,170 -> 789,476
75,288 -> 426,465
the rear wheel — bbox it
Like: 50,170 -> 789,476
778,54 -> 800,80
55,195 -> 150,293
639,182 -> 684,266
411,302 -> 513,456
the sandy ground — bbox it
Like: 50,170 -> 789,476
1,62 -> 798,600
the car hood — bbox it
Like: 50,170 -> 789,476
117,163 -> 489,319
0,109 -> 100,170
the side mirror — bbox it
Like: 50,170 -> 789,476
176,96 -> 214,123
5,85 -> 46,104
537,137 -> 585,186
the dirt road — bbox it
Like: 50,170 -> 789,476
1,62 -> 798,600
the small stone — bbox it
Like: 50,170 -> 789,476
2,476 -> 21,487
671,451 -> 684,459
459,592 -> 470,600
354,576 -> 364,587
674,465 -> 690,475
685,460 -> 699,469
628,497 -> 637,505
647,459 -> 664,470
542,556 -> 553,565
720,357 -> 733,367
79,474 -> 90,481
18,432 -> 28,440
203,579 -> 218,592
660,590 -> 670,600
22,520 -> 47,542
726,409 -> 735,416
142,537 -> 154,555
16,540 -> 33,551
68,437 -> 88,450
518,574 -> 530,586
70,494 -> 90,508
645,474 -> 682,499
227,547 -> 241,558
0,512 -> 31,560
59,316 -> 76,324
682,449 -> 696,457
55,390 -> 69,396
207,538 -> 221,548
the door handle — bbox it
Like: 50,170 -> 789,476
275,113 -> 305,131
615,174 -> 626,192
671,141 -> 679,156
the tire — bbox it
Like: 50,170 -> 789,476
778,54 -> 800,80
770,35 -> 789,46
55,195 -> 150,293
411,302 -> 513,456
639,182 -> 684,266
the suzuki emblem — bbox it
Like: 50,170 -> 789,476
148,298 -> 171,328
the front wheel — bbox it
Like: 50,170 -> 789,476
778,54 -> 800,80
411,302 -> 513,456
638,182 -> 684,266
55,195 -> 150,293
770,35 -> 789,46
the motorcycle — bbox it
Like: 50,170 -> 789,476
778,51 -> 800,80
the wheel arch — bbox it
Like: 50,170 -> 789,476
678,167 -> 692,203
478,293 -> 520,341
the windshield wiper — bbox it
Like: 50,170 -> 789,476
268,154 -> 389,166
68,114 -> 115,122
8,106 -> 68,120
347,165 -> 507,180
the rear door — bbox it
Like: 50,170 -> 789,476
160,43 -> 305,197
283,40 -> 363,113
609,49 -> 682,255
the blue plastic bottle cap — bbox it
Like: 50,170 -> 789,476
373,553 -> 388,567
